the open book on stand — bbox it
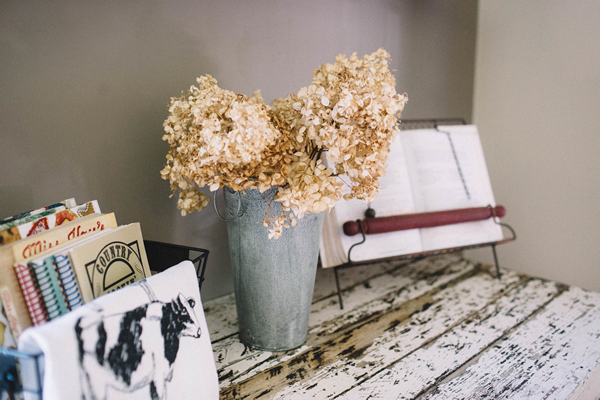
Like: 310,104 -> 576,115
320,123 -> 510,270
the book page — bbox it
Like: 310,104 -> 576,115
320,136 -> 423,268
401,125 -> 504,250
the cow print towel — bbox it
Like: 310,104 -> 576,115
18,261 -> 219,400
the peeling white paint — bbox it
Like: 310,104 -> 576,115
309,259 -> 475,336
422,287 -> 600,400
273,270 -> 522,399
203,255 -> 600,400
204,292 -> 238,341
338,279 -> 561,399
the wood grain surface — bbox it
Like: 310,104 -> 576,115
202,254 -> 600,399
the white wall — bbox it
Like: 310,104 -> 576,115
0,0 -> 478,300
468,1 -> 600,291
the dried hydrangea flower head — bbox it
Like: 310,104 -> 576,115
161,49 -> 407,238
161,75 -> 284,214
286,48 -> 408,203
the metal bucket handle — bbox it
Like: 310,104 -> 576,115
213,187 -> 245,221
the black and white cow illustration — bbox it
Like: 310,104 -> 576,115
75,292 -> 202,400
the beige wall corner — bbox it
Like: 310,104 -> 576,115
467,1 -> 600,291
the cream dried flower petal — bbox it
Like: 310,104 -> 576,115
162,49 -> 406,238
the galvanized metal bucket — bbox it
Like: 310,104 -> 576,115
222,186 -> 323,351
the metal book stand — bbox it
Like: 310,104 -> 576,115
330,118 -> 517,309
0,240 -> 209,400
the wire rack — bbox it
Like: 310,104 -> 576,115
330,118 -> 516,309
0,240 -> 209,400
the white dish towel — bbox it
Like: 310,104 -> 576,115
19,261 -> 219,400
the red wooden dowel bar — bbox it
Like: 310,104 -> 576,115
343,205 -> 506,237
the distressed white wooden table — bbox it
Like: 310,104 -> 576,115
203,254 -> 600,399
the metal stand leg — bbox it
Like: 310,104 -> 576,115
492,244 -> 502,279
334,267 -> 344,310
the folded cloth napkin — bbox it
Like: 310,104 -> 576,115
18,261 -> 219,400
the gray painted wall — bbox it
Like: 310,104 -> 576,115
466,1 -> 600,292
0,0 -> 478,300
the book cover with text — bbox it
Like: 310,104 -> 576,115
0,198 -> 77,230
15,200 -> 101,239
68,223 -> 151,303
0,213 -> 117,339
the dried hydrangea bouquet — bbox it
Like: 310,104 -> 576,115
161,48 -> 407,237
161,49 -> 407,350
